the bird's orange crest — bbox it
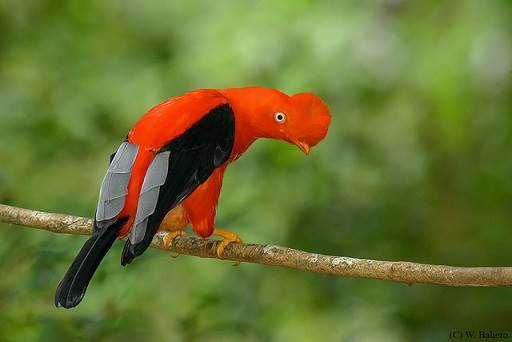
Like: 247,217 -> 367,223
287,92 -> 331,153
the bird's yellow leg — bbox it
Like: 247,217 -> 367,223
212,228 -> 243,258
158,205 -> 189,256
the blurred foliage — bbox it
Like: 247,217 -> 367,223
0,0 -> 512,341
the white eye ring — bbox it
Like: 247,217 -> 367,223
274,112 -> 286,123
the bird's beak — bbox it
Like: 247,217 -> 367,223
294,140 -> 311,155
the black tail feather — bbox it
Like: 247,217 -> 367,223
55,222 -> 120,309
121,238 -> 149,266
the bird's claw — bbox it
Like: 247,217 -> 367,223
162,230 -> 187,252
216,237 -> 241,258
212,228 -> 242,264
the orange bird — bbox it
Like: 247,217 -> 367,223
55,87 -> 331,308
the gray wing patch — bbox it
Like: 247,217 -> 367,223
129,151 -> 170,244
95,142 -> 139,228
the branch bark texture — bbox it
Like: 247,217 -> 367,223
1,203 -> 511,287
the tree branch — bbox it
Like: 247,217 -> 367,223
1,203 -> 511,287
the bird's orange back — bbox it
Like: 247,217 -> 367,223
128,89 -> 228,149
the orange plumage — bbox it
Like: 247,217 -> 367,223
118,87 -> 331,239
55,86 -> 331,308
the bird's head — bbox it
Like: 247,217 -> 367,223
277,91 -> 331,154
224,87 -> 331,154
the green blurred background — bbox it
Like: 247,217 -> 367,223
1,0 -> 511,341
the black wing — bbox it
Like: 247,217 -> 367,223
121,103 -> 235,265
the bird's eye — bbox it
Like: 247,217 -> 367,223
274,112 -> 286,123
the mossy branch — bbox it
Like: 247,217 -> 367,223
1,203 -> 511,287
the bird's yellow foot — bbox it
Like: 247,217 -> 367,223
212,228 -> 242,258
162,230 -> 187,255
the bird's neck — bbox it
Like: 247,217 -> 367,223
220,88 -> 261,161
230,124 -> 258,161
227,108 -> 260,161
